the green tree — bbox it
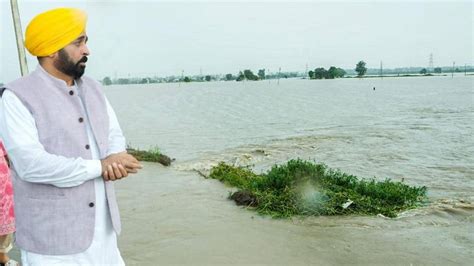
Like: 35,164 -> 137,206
308,70 -> 314,79
117,78 -> 130,84
236,71 -> 245,81
327,66 -> 338,79
434,67 -> 442,74
184,76 -> 191,82
225,74 -> 234,81
243,69 -> 259,80
205,75 -> 211,82
102,76 -> 112,86
355,61 -> 367,77
258,69 -> 266,80
314,68 -> 328,79
419,68 -> 427,75
336,68 -> 346,78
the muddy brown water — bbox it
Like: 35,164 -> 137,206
10,76 -> 474,265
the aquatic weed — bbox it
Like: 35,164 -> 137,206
126,145 -> 173,166
209,159 -> 427,218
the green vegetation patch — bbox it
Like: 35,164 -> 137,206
127,146 -> 173,166
209,159 -> 427,218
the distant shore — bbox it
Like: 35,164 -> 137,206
99,71 -> 473,86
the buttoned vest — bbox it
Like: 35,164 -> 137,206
2,66 -> 121,255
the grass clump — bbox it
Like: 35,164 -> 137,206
127,145 -> 173,166
209,159 -> 427,218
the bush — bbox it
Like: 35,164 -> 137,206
209,159 -> 427,218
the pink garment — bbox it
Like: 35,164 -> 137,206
0,141 -> 15,235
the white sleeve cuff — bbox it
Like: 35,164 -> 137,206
86,159 -> 102,179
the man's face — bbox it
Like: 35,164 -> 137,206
53,32 -> 90,79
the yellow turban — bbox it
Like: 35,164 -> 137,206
25,8 -> 87,57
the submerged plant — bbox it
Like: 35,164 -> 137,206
127,145 -> 173,166
209,159 -> 427,218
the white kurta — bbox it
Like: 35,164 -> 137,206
0,83 -> 126,266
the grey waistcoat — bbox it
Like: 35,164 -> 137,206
2,66 -> 121,255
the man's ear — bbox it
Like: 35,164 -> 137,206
48,51 -> 58,59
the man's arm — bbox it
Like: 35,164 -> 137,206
0,90 -> 102,187
105,97 -> 126,155
102,97 -> 142,180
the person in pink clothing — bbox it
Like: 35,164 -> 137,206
0,141 -> 17,266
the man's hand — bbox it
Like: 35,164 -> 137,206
101,152 -> 142,181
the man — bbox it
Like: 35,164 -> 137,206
0,7 -> 141,265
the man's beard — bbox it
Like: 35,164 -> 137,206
54,49 -> 88,79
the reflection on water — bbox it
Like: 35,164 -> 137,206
107,76 -> 473,265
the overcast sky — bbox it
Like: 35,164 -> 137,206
1,0 -> 472,83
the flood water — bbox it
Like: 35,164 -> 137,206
108,75 -> 473,265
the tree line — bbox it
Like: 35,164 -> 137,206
304,61 -> 367,79
102,68 -> 301,85
308,67 -> 346,79
100,62 -> 473,85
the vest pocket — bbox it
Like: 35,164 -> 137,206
26,183 -> 65,200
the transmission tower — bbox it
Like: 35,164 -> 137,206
429,53 -> 434,71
